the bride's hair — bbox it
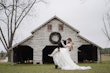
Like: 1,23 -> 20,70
67,38 -> 72,42
67,38 -> 74,51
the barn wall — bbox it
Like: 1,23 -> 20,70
21,18 -> 94,64
97,48 -> 101,63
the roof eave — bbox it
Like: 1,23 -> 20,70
8,34 -> 33,51
78,34 -> 102,49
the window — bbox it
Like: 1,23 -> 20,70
59,24 -> 63,31
47,24 -> 52,31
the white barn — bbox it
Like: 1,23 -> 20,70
11,16 -> 101,64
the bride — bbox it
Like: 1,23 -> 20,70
49,38 -> 91,70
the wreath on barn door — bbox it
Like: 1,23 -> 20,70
49,32 -> 62,44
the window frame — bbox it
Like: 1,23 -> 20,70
47,24 -> 52,31
59,24 -> 64,31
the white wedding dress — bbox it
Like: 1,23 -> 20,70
49,44 -> 91,70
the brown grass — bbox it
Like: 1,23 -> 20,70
101,54 -> 110,61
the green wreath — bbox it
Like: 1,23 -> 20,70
49,32 -> 62,44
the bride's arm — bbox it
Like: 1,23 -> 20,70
61,41 -> 73,51
61,40 -> 67,48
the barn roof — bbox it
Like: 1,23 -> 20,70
77,34 -> 102,49
32,16 -> 80,34
9,16 -> 102,51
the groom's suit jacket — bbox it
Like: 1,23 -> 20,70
58,40 -> 66,48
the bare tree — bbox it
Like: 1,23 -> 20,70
102,0 -> 110,41
103,12 -> 110,41
0,0 -> 44,62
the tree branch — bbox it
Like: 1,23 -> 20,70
0,37 -> 8,51
15,2 -> 31,26
8,0 -> 15,47
4,9 -> 10,44
16,0 -> 36,29
0,2 -> 6,9
14,0 -> 18,27
107,13 -> 110,28
103,16 -> 110,40
0,27 -> 8,49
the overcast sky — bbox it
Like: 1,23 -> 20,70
0,0 -> 110,52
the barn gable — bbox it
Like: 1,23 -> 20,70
32,16 -> 79,34
12,16 -> 101,64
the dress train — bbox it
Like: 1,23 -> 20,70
49,48 -> 91,70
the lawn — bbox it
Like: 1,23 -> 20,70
0,55 -> 110,73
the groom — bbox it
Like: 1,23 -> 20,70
58,40 -> 66,48
55,40 -> 66,69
